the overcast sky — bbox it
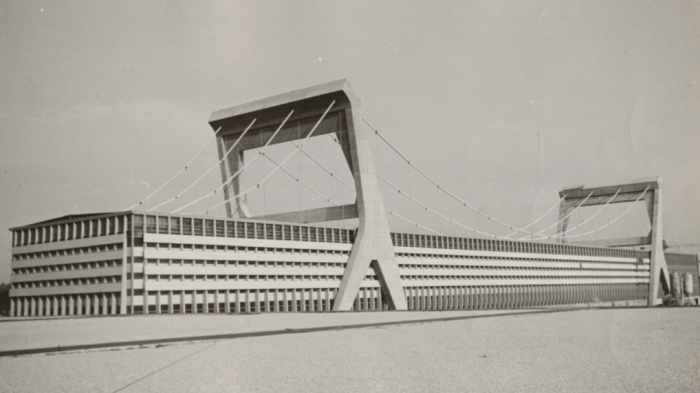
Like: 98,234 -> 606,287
1,1 -> 698,283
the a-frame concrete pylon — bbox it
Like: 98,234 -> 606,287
208,80 -> 407,311
558,177 -> 670,306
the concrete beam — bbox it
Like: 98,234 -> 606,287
250,204 -> 358,223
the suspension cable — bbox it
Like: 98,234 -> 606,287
517,190 -> 596,240
384,208 -> 441,235
548,188 -> 623,238
631,204 -> 647,234
169,110 -> 295,213
146,119 -> 257,212
274,149 -> 440,234
531,186 -> 649,240
123,126 -> 223,210
364,118 -> 555,237
258,148 -> 340,207
604,205 -> 621,238
377,173 -> 513,239
290,139 -> 355,192
196,101 -> 336,214
502,194 -> 567,238
576,208 -> 594,241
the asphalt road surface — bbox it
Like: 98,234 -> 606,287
0,308 -> 698,392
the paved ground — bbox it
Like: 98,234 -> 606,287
0,308 -> 540,352
0,308 -> 698,392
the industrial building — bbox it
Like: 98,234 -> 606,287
7,80 -> 698,316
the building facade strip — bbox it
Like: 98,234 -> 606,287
144,265 -> 347,276
12,250 -> 125,269
139,266 -> 649,279
146,281 -> 353,291
11,283 -> 123,297
143,250 -> 349,263
398,269 -> 650,278
143,234 -> 354,251
11,266 -> 123,283
11,234 -> 125,255
389,232 -> 647,260
396,257 -> 649,270
403,278 -> 648,286
394,247 -> 643,264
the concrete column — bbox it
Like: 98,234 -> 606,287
472,287 -> 478,309
283,290 -> 289,312
465,287 -> 471,309
407,287 -> 414,310
10,298 -> 15,317
254,290 -> 260,313
310,289 -> 316,312
76,295 -> 83,316
93,294 -> 99,315
326,288 -> 332,312
192,291 -> 198,314
363,288 -> 370,311
203,291 -> 208,314
272,290 -> 279,312
68,295 -> 74,316
143,291 -> 149,315
102,294 -> 108,315
235,290 -> 241,313
168,291 -> 174,314
37,297 -> 43,316
444,287 -> 450,310
61,296 -> 67,315
423,288 -> 430,310
264,290 -> 270,313
84,295 -> 91,316
557,285 -> 569,304
180,291 -> 186,314
299,290 -> 306,312
225,291 -> 231,314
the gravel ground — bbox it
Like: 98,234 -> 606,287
0,308 -> 698,392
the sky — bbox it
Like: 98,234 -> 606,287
1,1 -> 698,283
